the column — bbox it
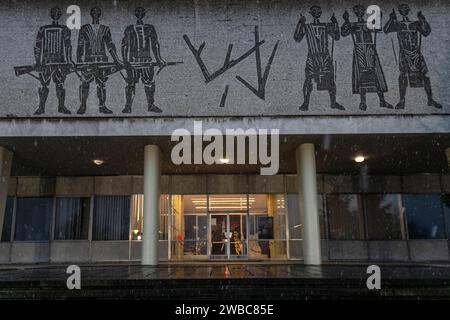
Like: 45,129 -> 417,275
296,143 -> 321,265
142,145 -> 161,265
0,147 -> 12,241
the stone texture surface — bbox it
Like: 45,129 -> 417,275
441,174 -> 450,194
402,174 -> 442,193
323,175 -> 362,193
207,174 -> 248,194
55,177 -> 94,195
10,242 -> 50,263
286,174 -> 324,193
368,241 -> 409,261
94,176 -> 134,195
0,243 -> 10,263
0,0 -> 448,118
1,116 -> 449,138
16,177 -> 55,196
248,175 -> 285,193
50,241 -> 90,262
171,174 -> 207,194
408,240 -> 450,261
90,241 -> 130,261
328,241 -> 368,260
363,175 -> 402,193
7,177 -> 16,196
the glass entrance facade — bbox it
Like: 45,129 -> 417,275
3,174 -> 450,263
163,194 -> 287,261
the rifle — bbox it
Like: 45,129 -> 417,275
14,61 -> 183,80
13,62 -> 122,79
124,61 -> 183,75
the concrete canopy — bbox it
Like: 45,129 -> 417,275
0,133 -> 447,176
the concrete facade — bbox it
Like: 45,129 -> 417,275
0,0 -> 448,118
0,0 -> 449,267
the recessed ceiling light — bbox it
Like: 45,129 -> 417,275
354,156 -> 365,163
219,158 -> 230,164
93,159 -> 104,166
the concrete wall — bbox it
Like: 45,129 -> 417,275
0,241 -> 167,263
1,0 -> 449,118
3,240 -> 449,263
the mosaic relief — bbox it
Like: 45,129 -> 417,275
14,7 -> 182,115
11,4 -> 443,116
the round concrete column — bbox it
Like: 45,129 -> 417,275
142,145 -> 161,265
296,143 -> 322,265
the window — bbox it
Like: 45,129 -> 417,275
403,194 -> 446,239
1,197 -> 14,242
181,195 -> 207,256
286,194 -> 301,239
130,194 -> 143,240
318,194 -> 326,239
54,197 -> 90,240
159,195 -> 170,240
365,194 -> 406,240
14,197 -> 53,241
286,193 -> 327,240
183,214 -> 207,255
444,195 -> 450,239
327,194 -> 365,240
92,196 -> 130,241
130,194 -> 171,240
171,195 -> 207,259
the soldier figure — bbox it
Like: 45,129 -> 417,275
76,7 -> 121,114
341,5 -> 393,111
384,4 -> 441,109
33,6 -> 73,115
294,5 -> 345,111
121,7 -> 166,113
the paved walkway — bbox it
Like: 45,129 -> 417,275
0,262 -> 449,281
0,263 -> 449,299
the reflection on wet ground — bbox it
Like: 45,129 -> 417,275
0,263 -> 449,282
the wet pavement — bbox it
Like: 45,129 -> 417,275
0,262 -> 450,281
0,263 -> 449,299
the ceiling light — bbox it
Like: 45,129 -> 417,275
93,159 -> 104,166
219,158 -> 230,164
354,156 -> 365,163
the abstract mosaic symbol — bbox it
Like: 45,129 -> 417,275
235,26 -> 279,100
183,26 -> 279,107
183,33 -> 265,84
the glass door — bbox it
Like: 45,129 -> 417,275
209,214 -> 227,259
229,214 -> 246,258
209,213 -> 247,259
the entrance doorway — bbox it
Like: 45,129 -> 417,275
209,213 -> 247,259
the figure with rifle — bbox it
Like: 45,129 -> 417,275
33,6 -> 73,115
121,7 -> 166,113
76,7 -> 122,114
